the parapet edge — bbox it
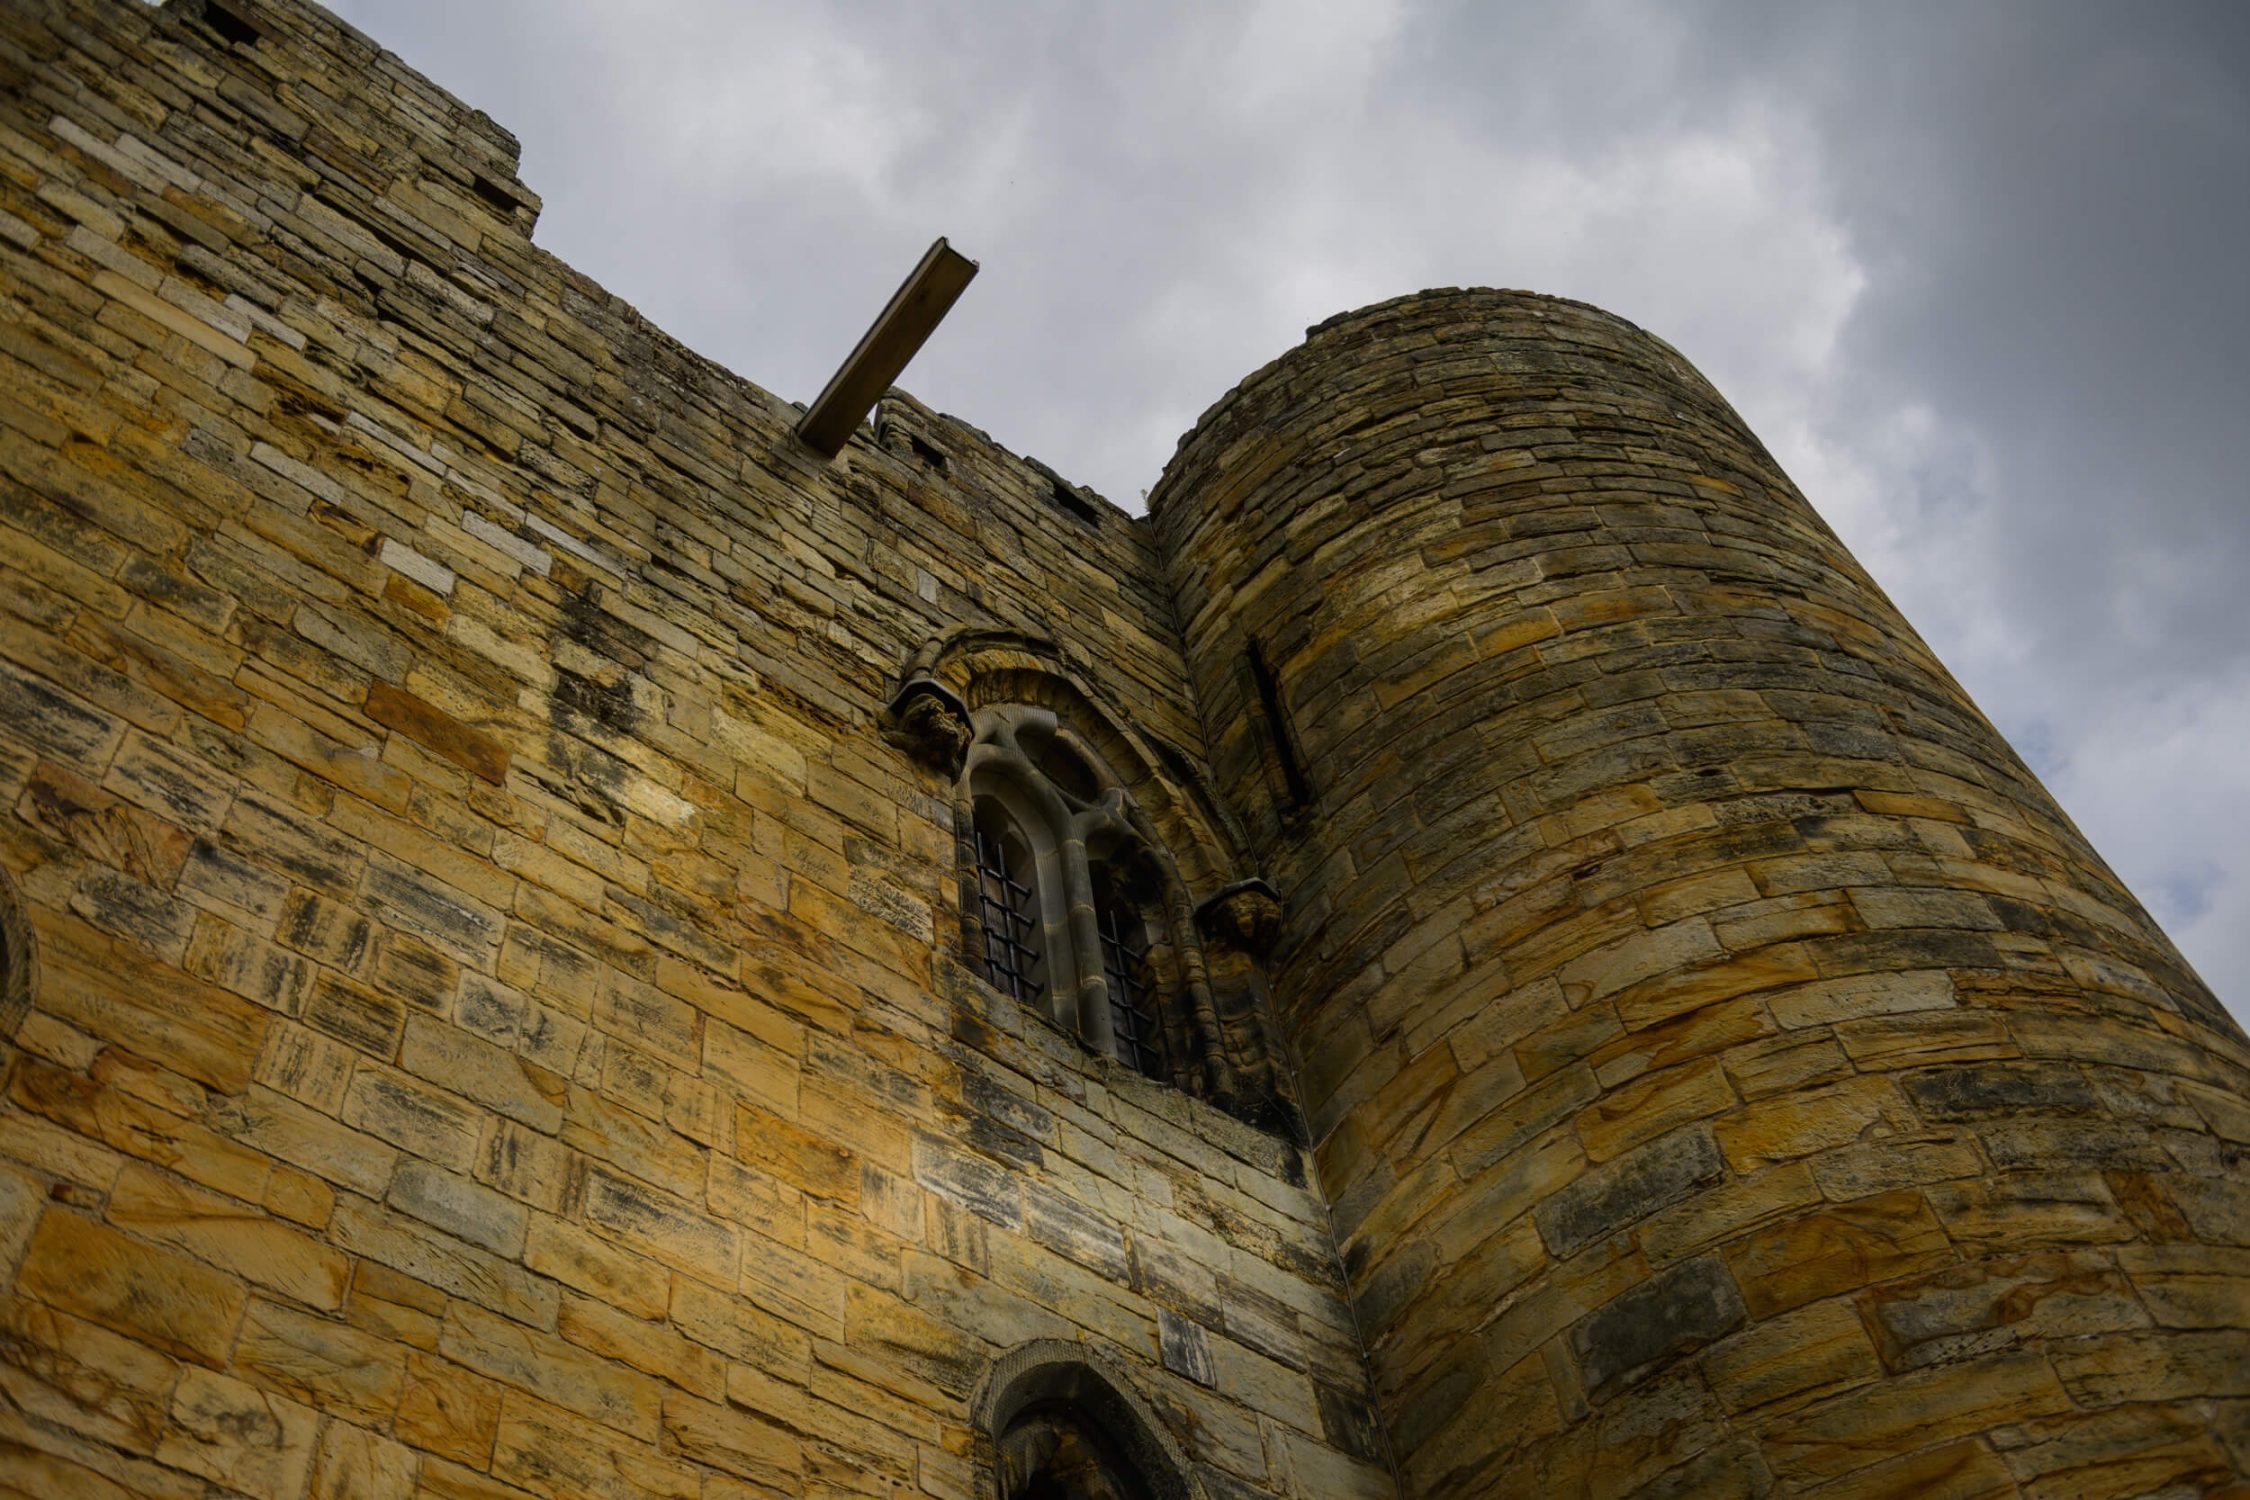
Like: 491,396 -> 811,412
1144,286 -> 1692,525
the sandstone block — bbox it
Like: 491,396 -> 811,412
233,1297 -> 406,1426
390,1159 -> 529,1257
395,1352 -> 504,1468
1701,1298 -> 1881,1418
108,1162 -> 349,1311
1570,1255 -> 1746,1399
154,1367 -> 319,1499
1536,1126 -> 1725,1257
440,1301 -> 663,1442
15,1208 -> 245,1367
1723,1189 -> 1950,1319
0,1295 -> 178,1453
306,1421 -> 420,1500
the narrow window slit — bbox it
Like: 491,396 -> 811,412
973,803 -> 1046,1005
1094,869 -> 1163,1080
1247,640 -> 1312,810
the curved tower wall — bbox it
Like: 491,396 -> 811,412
1151,291 -> 2250,1495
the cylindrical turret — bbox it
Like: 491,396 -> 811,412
1151,290 -> 2250,1496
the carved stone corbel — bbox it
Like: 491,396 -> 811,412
881,677 -> 973,778
1196,877 -> 1283,960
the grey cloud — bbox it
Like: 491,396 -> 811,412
332,0 -> 2249,1014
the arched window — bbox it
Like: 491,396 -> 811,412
973,1341 -> 1199,1500
1091,862 -> 1162,1081
1000,1401 -> 1153,1500
972,799 -> 1047,1006
884,657 -> 1300,1136
956,703 -> 1198,1083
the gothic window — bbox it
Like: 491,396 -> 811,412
885,657 -> 1297,1136
1092,864 -> 1163,1080
956,703 -> 1197,1083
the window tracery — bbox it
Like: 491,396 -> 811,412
881,644 -> 1304,1139
957,702 -> 1202,1084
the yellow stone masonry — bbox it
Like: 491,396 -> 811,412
0,1 -> 2243,1497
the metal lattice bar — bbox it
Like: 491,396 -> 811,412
974,825 -> 1045,1005
1099,903 -> 1164,1079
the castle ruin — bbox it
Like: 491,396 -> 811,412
0,1 -> 2245,1496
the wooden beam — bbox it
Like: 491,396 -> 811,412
797,237 -> 978,460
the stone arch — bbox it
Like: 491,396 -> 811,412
961,700 -> 1236,1103
894,628 -> 1249,896
0,864 -> 32,1042
889,630 -> 1304,1135
970,1341 -> 1203,1500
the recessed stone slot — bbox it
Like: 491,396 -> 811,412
1049,480 -> 1100,526
199,2 -> 261,46
0,867 -> 31,1041
471,175 -> 518,216
1247,639 -> 1312,810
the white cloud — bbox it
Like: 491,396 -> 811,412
2047,661 -> 2250,1005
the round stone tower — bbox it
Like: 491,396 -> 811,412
1150,290 -> 2250,1496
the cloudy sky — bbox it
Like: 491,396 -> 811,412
332,0 -> 2250,1020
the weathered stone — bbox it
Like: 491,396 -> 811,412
1862,1251 -> 2148,1371
234,1297 -> 406,1426
154,1367 -> 320,1499
1760,1352 -> 2072,1485
15,1208 -> 246,1367
366,679 -> 507,784
1159,1307 -> 1217,1387
440,1301 -> 663,1441
1701,1298 -> 1882,1418
1570,1256 -> 1747,1399
1536,1126 -> 1726,1257
107,1162 -> 349,1312
0,10 -> 2240,1498
1724,1189 -> 1952,1319
0,1295 -> 178,1453
1902,1061 -> 2099,1121
390,1160 -> 529,1257
395,1352 -> 504,1468
305,1422 -> 420,1500
330,1197 -> 559,1330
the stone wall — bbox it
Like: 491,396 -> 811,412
6,0 -> 2246,1495
0,2 -> 1392,1496
1152,290 -> 2250,1496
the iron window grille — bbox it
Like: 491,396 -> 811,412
974,820 -> 1046,1005
1097,898 -> 1164,1080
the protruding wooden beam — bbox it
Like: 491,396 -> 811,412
797,237 -> 978,460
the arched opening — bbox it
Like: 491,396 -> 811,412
972,1342 -> 1200,1500
999,1400 -> 1154,1500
